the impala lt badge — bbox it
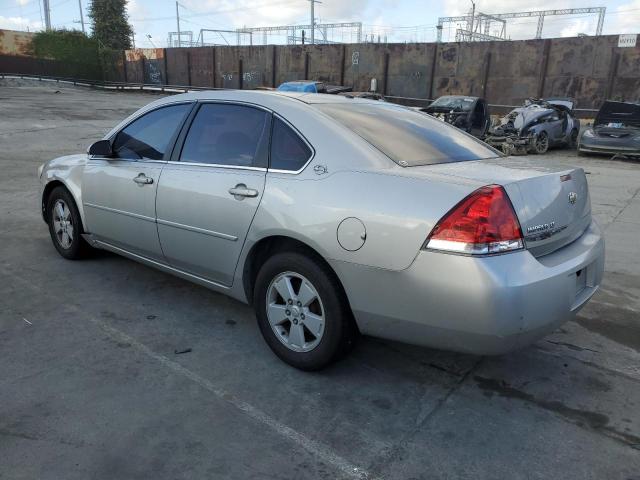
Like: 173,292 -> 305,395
568,192 -> 578,204
526,222 -> 556,234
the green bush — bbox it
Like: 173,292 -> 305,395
31,29 -> 102,79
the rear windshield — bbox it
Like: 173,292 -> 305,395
429,96 -> 475,112
314,102 -> 500,166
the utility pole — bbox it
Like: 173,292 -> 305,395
308,0 -> 322,45
469,0 -> 476,38
78,0 -> 85,33
43,0 -> 51,30
176,1 -> 181,47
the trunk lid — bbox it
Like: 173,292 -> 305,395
594,100 -> 640,128
414,156 -> 592,257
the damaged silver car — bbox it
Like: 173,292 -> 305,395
486,98 -> 580,155
578,100 -> 640,158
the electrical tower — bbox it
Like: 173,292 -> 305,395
195,22 -> 362,46
437,7 -> 607,42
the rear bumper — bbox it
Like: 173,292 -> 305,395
332,220 -> 604,355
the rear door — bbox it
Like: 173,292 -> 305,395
155,102 -> 270,286
82,103 -> 193,260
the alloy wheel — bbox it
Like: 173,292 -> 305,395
535,132 -> 549,154
266,271 -> 325,352
52,199 -> 74,249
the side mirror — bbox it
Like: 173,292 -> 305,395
88,139 -> 113,157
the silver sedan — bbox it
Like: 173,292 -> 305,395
38,90 -> 605,370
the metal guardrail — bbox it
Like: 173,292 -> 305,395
0,73 -> 217,94
1,73 -> 599,116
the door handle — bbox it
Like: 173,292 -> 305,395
229,183 -> 259,199
133,173 -> 154,185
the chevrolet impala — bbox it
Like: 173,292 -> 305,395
38,90 -> 604,370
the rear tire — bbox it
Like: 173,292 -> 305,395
46,186 -> 92,260
253,251 -> 355,370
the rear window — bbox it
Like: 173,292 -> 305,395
314,102 -> 500,166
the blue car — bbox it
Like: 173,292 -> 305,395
277,81 -> 324,93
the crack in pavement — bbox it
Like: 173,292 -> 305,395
366,356 -> 484,475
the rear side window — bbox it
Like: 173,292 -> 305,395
314,102 -> 500,166
270,118 -> 312,171
113,103 -> 191,160
180,103 -> 269,167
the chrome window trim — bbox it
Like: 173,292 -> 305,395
165,161 -> 266,172
156,218 -> 238,241
195,99 -> 273,113
268,112 -> 316,175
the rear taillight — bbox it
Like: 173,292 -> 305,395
425,185 -> 524,255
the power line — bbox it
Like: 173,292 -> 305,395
130,0 -> 301,23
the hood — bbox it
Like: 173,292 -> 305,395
492,106 -> 553,135
546,97 -> 575,111
594,101 -> 640,129
513,106 -> 554,131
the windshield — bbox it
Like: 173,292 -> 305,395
277,82 -> 317,93
314,102 -> 501,166
429,96 -> 475,112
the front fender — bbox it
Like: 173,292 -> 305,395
40,154 -> 87,226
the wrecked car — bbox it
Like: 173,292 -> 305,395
485,98 -> 580,155
422,95 -> 490,138
578,100 -> 640,158
338,91 -> 385,101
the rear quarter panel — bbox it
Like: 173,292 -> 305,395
248,169 -> 479,271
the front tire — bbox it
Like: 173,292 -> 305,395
253,251 -> 355,370
533,131 -> 549,154
46,186 -> 91,260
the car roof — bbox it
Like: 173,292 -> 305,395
280,80 -> 321,85
147,89 -> 382,108
434,95 -> 480,100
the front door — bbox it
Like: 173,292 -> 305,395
156,102 -> 271,286
545,112 -> 564,144
83,103 -> 193,260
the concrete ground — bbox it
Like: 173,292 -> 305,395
1,79 -> 639,480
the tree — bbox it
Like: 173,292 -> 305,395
88,0 -> 133,50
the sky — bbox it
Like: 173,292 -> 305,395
1,0 -> 639,48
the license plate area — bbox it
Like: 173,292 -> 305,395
571,261 -> 598,311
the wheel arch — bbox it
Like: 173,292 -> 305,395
42,180 -> 66,223
42,179 -> 85,231
241,235 -> 354,322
